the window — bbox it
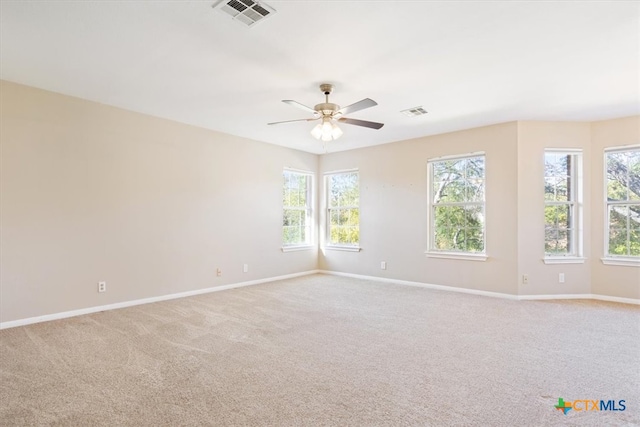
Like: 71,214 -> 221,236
605,147 -> 640,259
326,170 -> 359,248
544,150 -> 582,258
282,169 -> 312,248
428,154 -> 485,255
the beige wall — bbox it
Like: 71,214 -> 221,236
517,121 -> 592,296
0,81 -> 318,323
319,122 -> 520,295
2,80 -> 637,324
319,119 -> 639,300
590,116 -> 640,299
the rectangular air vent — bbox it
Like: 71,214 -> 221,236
401,106 -> 428,117
212,0 -> 276,27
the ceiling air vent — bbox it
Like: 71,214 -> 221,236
400,106 -> 428,117
212,0 -> 276,28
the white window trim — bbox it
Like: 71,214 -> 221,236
603,145 -> 640,260
543,257 -> 585,265
281,245 -> 314,253
325,245 -> 362,252
324,169 -> 361,250
600,257 -> 640,267
543,149 -> 583,260
425,251 -> 488,261
282,168 -> 314,251
427,152 -> 487,256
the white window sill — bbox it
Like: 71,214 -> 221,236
324,245 -> 362,252
281,245 -> 314,253
543,257 -> 585,265
425,251 -> 488,261
601,257 -> 640,267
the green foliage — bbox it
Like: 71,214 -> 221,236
544,153 -> 574,255
432,157 -> 485,252
282,171 -> 310,246
606,150 -> 640,256
544,205 -> 572,254
328,172 -> 359,246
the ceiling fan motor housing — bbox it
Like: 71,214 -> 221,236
268,82 -> 383,132
316,84 -> 339,116
319,83 -> 333,95
315,103 -> 340,116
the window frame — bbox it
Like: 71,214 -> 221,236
543,149 -> 584,263
426,152 -> 487,261
603,145 -> 640,266
281,168 -> 314,252
324,169 -> 361,251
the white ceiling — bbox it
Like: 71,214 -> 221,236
1,1 -> 638,154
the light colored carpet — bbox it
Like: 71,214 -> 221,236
1,274 -> 639,426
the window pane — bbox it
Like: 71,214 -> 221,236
329,173 -> 359,207
438,180 -> 465,203
327,172 -> 359,246
544,177 -> 557,201
465,179 -> 484,202
466,157 -> 485,180
464,205 -> 484,228
607,179 -> 627,202
465,228 -> 484,252
545,228 -> 558,253
608,227 -> 627,256
556,229 -> 569,253
630,206 -> 640,255
631,205 -> 640,231
607,152 -> 629,201
609,205 -> 628,229
330,209 -> 340,227
554,178 -> 569,202
430,155 -> 485,253
283,171 -> 312,246
544,205 -> 557,228
629,151 -> 640,201
556,204 -> 570,229
545,151 -> 582,256
433,160 -> 462,182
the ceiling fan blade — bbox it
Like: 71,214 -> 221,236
336,98 -> 377,115
268,118 -> 319,125
337,117 -> 384,130
282,100 -> 318,115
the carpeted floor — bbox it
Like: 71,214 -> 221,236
1,274 -> 639,426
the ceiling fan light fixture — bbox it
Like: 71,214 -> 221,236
272,83 -> 383,143
310,123 -> 323,139
311,117 -> 343,141
331,123 -> 343,139
321,117 -> 333,133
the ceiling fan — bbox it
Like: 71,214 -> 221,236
268,84 -> 384,142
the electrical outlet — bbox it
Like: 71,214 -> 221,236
216,268 -> 222,277
380,261 -> 387,270
559,273 -> 565,283
522,274 -> 529,285
243,264 -> 248,273
98,281 -> 106,293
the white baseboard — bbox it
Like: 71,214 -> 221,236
517,294 -> 591,301
319,270 -> 640,305
0,270 -> 320,330
3,269 -> 637,330
589,294 -> 640,305
319,270 -> 520,300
